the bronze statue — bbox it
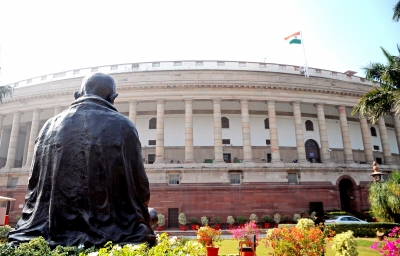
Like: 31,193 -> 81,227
9,73 -> 155,247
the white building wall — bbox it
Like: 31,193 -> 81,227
303,118 -> 321,146
0,130 -> 11,158
388,129 -> 399,154
221,115 -> 243,146
165,115 -> 185,146
349,122 -> 364,150
15,133 -> 26,163
326,120 -> 343,149
277,117 -> 296,147
370,125 -> 383,152
193,115 -> 214,146
136,115 -> 156,147
250,116 -> 269,146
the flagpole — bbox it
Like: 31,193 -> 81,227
300,30 -> 309,77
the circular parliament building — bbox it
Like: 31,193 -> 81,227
0,60 -> 398,227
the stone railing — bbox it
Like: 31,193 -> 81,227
5,61 -> 373,88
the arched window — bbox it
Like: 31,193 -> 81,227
370,127 -> 377,137
221,117 -> 229,128
149,118 -> 157,129
264,118 -> 269,129
305,120 -> 314,131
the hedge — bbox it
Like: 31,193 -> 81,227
324,223 -> 399,238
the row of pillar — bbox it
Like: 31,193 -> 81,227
0,100 -> 397,168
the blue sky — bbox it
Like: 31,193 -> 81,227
0,0 -> 399,86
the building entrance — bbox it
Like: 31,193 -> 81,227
339,179 -> 353,211
168,208 -> 179,228
305,139 -> 321,163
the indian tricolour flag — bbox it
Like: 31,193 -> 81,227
284,31 -> 301,44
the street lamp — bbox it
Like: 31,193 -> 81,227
370,161 -> 383,182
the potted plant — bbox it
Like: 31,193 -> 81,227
282,215 -> 293,224
201,216 -> 209,226
227,216 -> 235,229
230,220 -> 261,256
178,212 -> 187,231
249,213 -> 258,223
156,213 -> 165,231
211,216 -> 222,230
236,215 -> 248,228
261,214 -> 273,228
189,217 -> 199,230
273,213 -> 281,227
197,226 -> 222,256
300,210 -> 307,218
293,213 -> 301,222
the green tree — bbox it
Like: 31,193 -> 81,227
393,0 -> 400,21
0,85 -> 13,103
351,46 -> 400,123
368,171 -> 400,223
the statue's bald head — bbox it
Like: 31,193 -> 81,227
74,73 -> 118,104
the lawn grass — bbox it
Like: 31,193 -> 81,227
215,238 -> 382,256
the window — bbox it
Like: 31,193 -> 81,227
148,140 -> 156,146
376,158 -> 382,164
264,118 -> 269,129
174,62 -> 182,66
111,65 -> 118,70
195,61 -> 203,66
222,139 -> 230,145
370,127 -> 377,137
287,173 -> 298,184
8,177 -> 18,188
305,120 -> 314,131
221,117 -> 229,128
132,63 -> 139,69
148,154 -> 155,164
223,153 -> 231,163
217,61 -> 225,66
230,173 -> 241,185
73,70 -> 80,75
267,153 -> 272,163
91,67 -> 98,72
169,174 -> 180,185
373,145 -> 380,150
149,118 -> 157,129
238,62 -> 246,67
266,139 -> 271,145
382,173 -> 390,181
152,62 -> 160,67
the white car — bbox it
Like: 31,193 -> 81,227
325,215 -> 368,224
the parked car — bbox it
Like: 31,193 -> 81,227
325,215 -> 368,224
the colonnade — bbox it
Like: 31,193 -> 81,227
0,99 -> 398,168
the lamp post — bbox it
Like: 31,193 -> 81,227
370,161 -> 383,182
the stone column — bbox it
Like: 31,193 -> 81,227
378,117 -> 393,164
22,124 -> 31,166
391,113 -> 400,153
213,99 -> 224,163
240,99 -> 253,162
0,115 -> 5,149
25,109 -> 42,166
184,99 -> 194,163
292,102 -> 307,162
315,104 -> 331,162
337,106 -> 354,163
129,100 -> 138,125
267,101 -> 281,162
359,115 -> 374,163
5,111 -> 22,168
54,106 -> 63,116
154,100 -> 165,164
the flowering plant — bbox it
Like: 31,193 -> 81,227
266,224 -> 327,256
178,213 -> 187,225
227,216 -> 235,225
157,213 -> 165,227
274,213 -> 281,224
196,226 -> 222,247
230,220 -> 261,242
331,230 -> 358,256
370,226 -> 400,256
201,216 -> 208,226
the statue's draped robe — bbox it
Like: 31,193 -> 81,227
8,95 -> 153,247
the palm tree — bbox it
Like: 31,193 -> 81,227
0,85 -> 13,103
351,46 -> 400,123
394,0 -> 400,21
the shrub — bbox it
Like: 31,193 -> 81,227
236,215 -> 248,224
157,213 -> 165,226
249,213 -> 258,223
201,216 -> 208,226
0,225 -> 11,243
331,230 -> 358,256
196,226 -> 222,247
296,218 -> 315,231
261,215 -> 273,223
178,212 -> 187,225
324,222 -> 399,238
274,213 -> 281,224
266,225 -> 326,256
189,217 -> 198,224
211,216 -> 221,224
281,215 -> 293,223
227,216 -> 235,225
